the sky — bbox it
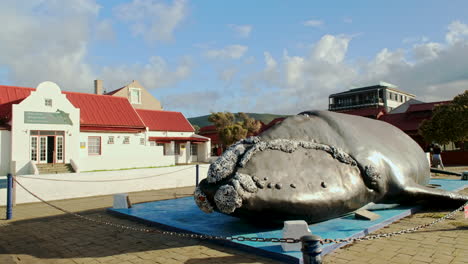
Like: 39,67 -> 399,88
1,0 -> 468,117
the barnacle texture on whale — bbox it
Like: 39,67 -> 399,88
194,110 -> 468,224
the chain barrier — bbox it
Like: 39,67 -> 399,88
15,165 -> 196,183
9,177 -> 467,246
320,201 -> 467,245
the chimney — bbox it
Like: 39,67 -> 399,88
94,80 -> 103,95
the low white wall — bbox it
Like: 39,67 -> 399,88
0,130 -> 11,176
0,165 -> 208,205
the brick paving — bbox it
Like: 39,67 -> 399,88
0,168 -> 467,264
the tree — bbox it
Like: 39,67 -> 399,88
192,125 -> 200,134
208,112 -> 261,148
419,90 -> 468,145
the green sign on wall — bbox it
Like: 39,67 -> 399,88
24,110 -> 73,125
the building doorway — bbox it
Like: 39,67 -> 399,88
47,136 -> 55,163
30,131 -> 64,164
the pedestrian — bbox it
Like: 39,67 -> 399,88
432,144 -> 444,169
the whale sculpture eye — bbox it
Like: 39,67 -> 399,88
321,182 -> 327,188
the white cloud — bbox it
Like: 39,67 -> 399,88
445,20 -> 468,44
228,24 -> 252,38
303,19 -> 323,28
114,0 -> 188,43
0,0 -> 192,94
100,56 -> 192,91
218,67 -> 238,82
312,34 -> 350,64
205,45 -> 248,59
236,21 -> 468,114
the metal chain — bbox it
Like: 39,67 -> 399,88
320,201 -> 467,245
10,178 -> 467,245
12,178 -> 300,243
15,165 -> 196,182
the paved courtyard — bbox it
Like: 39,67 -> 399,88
0,168 -> 467,264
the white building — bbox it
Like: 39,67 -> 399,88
329,82 -> 416,112
0,81 -> 210,176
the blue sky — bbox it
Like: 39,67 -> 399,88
1,0 -> 468,117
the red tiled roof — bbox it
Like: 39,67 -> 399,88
0,85 -> 34,120
0,85 -> 146,131
199,125 -> 217,133
65,92 -> 145,129
337,107 -> 386,118
406,101 -> 450,112
148,136 -> 208,143
136,109 -> 194,132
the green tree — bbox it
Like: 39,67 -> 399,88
419,90 -> 468,145
192,125 -> 200,134
208,112 -> 261,148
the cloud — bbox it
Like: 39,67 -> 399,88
114,0 -> 188,43
162,90 -> 221,115
0,0 -> 99,92
445,20 -> 468,44
100,56 -> 192,92
218,67 -> 238,82
205,45 -> 248,59
0,0 -> 192,94
228,24 -> 252,38
303,19 -> 323,28
236,21 -> 468,114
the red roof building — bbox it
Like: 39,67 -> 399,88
136,109 -> 194,132
337,107 -> 387,119
0,85 -> 146,132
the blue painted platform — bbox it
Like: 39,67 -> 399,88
108,179 -> 467,263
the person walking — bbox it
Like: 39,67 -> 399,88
432,144 -> 444,169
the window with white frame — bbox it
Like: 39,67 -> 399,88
190,144 -> 198,156
88,137 -> 101,155
108,136 -> 114,144
140,138 -> 145,145
129,88 -> 141,104
123,136 -> 130,144
45,98 -> 52,107
150,141 -> 156,146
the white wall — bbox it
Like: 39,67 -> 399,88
11,82 -> 80,175
0,165 -> 209,205
0,130 -> 11,176
78,131 -> 173,171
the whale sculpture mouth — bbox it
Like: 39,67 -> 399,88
194,136 -> 360,215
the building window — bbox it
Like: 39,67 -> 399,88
190,144 -> 198,156
45,98 -> 52,107
129,88 -> 141,104
150,141 -> 156,146
31,137 -> 38,161
108,136 -> 114,144
140,138 -> 145,145
88,137 -> 101,155
174,142 -> 180,155
123,136 -> 130,144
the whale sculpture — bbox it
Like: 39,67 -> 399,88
194,110 -> 468,223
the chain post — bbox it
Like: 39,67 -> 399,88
301,235 -> 322,264
195,164 -> 199,187
6,173 -> 13,220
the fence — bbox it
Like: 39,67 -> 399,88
0,164 -> 209,205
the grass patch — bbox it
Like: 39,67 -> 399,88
83,164 -> 177,173
421,212 -> 448,219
